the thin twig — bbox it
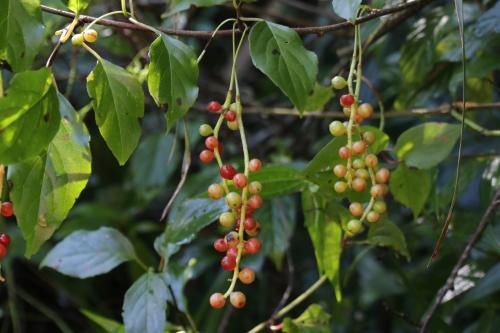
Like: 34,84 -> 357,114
41,0 -> 435,39
45,39 -> 63,67
419,191 -> 500,332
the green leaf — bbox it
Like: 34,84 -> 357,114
249,165 -> 305,198
168,0 -> 227,15
389,163 -> 431,218
87,59 -> 144,165
123,271 -> 168,333
0,68 -> 60,164
459,263 -> 500,307
303,126 -> 389,176
127,133 -> 180,203
331,0 -> 362,22
249,21 -> 318,113
255,196 -> 297,269
148,34 -> 199,131
41,227 -> 137,278
81,309 -> 125,333
8,94 -> 91,257
302,190 -> 342,301
394,122 -> 461,169
0,0 -> 44,72
165,198 -> 227,243
64,0 -> 92,13
475,1 -> 500,36
367,220 -> 410,260
283,304 -> 331,333
305,83 -> 334,112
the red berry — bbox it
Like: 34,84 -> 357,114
247,194 -> 263,210
199,150 -> 214,163
233,173 -> 247,189
249,159 -> 262,173
205,136 -> 219,150
226,247 -> 238,259
0,243 -> 6,257
220,164 -> 237,180
246,222 -> 261,237
1,202 -> 13,217
375,168 -> 390,184
243,217 -> 257,231
244,238 -> 261,254
224,111 -> 236,121
210,293 -> 226,309
338,146 -> 351,159
365,154 -> 378,168
352,178 -> 367,192
207,101 -> 222,113
352,141 -> 366,155
214,239 -> 228,252
357,103 -> 374,119
340,94 -> 355,107
0,234 -> 11,247
238,268 -> 255,284
221,255 -> 237,271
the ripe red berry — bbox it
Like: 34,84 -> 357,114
238,268 -> 255,284
0,234 -> 11,247
230,291 -> 246,309
370,184 -> 384,197
221,255 -> 237,271
352,178 -> 367,192
249,159 -> 262,173
207,101 -> 222,113
220,164 -> 237,180
338,146 -> 351,159
340,94 -> 355,107
357,103 -> 374,119
224,231 -> 239,248
210,293 -> 226,309
226,247 -> 238,259
205,136 -> 219,150
243,217 -> 257,231
0,243 -> 6,257
247,194 -> 263,210
365,154 -> 378,168
233,173 -> 247,189
1,202 -> 13,217
375,168 -> 390,184
224,111 -> 236,121
246,222 -> 261,237
352,141 -> 366,155
349,202 -> 363,217
244,238 -> 261,254
199,150 -> 214,163
214,239 -> 228,252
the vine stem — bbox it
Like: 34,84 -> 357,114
345,25 -> 359,187
197,18 -> 237,64
86,10 -> 125,31
82,43 -> 103,61
246,275 -> 328,333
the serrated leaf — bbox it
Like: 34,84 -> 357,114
305,83 -> 334,112
331,0 -> 362,22
249,21 -> 318,113
0,68 -> 60,164
41,227 -> 136,278
302,190 -> 342,301
64,0 -> 92,13
367,220 -> 410,260
0,0 -> 44,72
9,94 -> 91,257
81,309 -> 125,333
283,304 -> 331,333
394,122 -> 461,169
123,271 -> 168,333
165,198 -> 227,243
148,34 -> 199,131
389,163 -> 431,218
87,59 -> 144,165
249,165 -> 305,198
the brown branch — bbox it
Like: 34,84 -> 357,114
419,190 -> 500,332
41,0 -> 435,39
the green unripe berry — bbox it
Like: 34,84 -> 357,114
347,219 -> 362,234
83,29 -> 98,43
352,159 -> 365,169
366,211 -> 380,223
329,121 -> 346,137
225,192 -> 242,209
331,76 -> 347,90
334,181 -> 348,193
373,201 -> 387,214
248,181 -> 262,194
227,120 -> 239,131
71,33 -> 84,46
219,212 -> 235,227
199,124 -> 213,136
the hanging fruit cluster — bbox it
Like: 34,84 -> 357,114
199,100 -> 264,309
329,76 -> 390,235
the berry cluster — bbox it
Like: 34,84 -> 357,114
199,100 -> 263,309
329,76 -> 390,235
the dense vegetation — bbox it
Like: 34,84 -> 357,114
0,0 -> 499,332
